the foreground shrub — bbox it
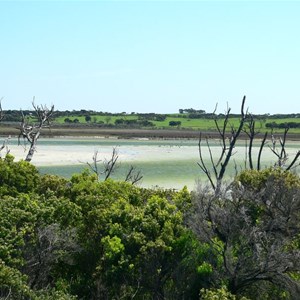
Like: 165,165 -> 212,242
0,154 -> 40,196
200,286 -> 249,300
191,168 -> 300,299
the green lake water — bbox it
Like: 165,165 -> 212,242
25,137 -> 300,190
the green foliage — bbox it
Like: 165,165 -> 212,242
192,167 -> 300,299
2,152 -> 299,299
38,174 -> 70,198
35,289 -> 77,300
54,112 -> 300,133
0,154 -> 40,196
0,260 -> 33,299
200,286 -> 250,300
169,120 -> 182,126
70,179 -> 202,298
236,167 -> 300,191
0,194 -> 39,268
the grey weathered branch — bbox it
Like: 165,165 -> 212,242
18,100 -> 54,162
269,127 -> 300,170
103,147 -> 119,180
86,147 -> 120,181
86,150 -> 102,179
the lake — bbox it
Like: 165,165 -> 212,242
3,137 -> 300,190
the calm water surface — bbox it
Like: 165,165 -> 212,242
5,137 -> 300,190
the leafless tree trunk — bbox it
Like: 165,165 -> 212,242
103,147 -> 119,180
198,96 -> 300,192
270,127 -> 300,170
125,165 -> 143,185
198,96 -> 247,193
87,147 -> 119,180
18,101 -> 54,162
87,148 -> 143,184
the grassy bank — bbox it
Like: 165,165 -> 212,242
1,120 -> 300,140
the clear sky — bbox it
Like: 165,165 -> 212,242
1,0 -> 300,114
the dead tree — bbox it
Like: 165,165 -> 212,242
198,96 -> 300,192
87,147 -> 119,181
270,128 -> 300,170
242,114 -> 269,171
18,101 -> 54,162
125,165 -> 143,185
198,96 -> 247,192
194,96 -> 300,298
87,148 -> 143,184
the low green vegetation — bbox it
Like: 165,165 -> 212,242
1,154 -> 300,299
2,107 -> 300,134
53,112 -> 300,134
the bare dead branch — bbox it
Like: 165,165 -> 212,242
243,115 -> 259,170
85,147 -> 120,181
18,101 -> 54,162
217,96 -> 247,188
125,165 -> 143,185
0,137 -> 11,158
103,147 -> 119,180
86,150 -> 102,179
257,132 -> 268,171
286,150 -> 300,171
198,96 -> 248,192
198,133 -> 216,190
268,127 -> 299,169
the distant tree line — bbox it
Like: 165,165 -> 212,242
2,108 -> 299,123
114,118 -> 154,127
179,108 -> 206,114
137,113 -> 167,121
266,121 -> 300,129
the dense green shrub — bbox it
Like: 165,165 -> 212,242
0,154 -> 40,196
1,153 -> 299,299
200,287 -> 249,300
236,167 -> 300,191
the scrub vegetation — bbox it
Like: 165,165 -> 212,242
1,98 -> 300,299
1,155 -> 300,299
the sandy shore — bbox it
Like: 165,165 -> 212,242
5,142 -> 200,167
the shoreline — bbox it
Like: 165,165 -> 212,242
1,125 -> 300,141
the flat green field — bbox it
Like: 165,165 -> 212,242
54,114 -> 300,134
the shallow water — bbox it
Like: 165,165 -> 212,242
3,137 -> 300,190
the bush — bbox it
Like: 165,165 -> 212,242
0,154 -> 40,196
200,287 -> 249,300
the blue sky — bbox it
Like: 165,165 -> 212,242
1,1 -> 300,114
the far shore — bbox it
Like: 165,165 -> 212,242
1,124 -> 300,141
